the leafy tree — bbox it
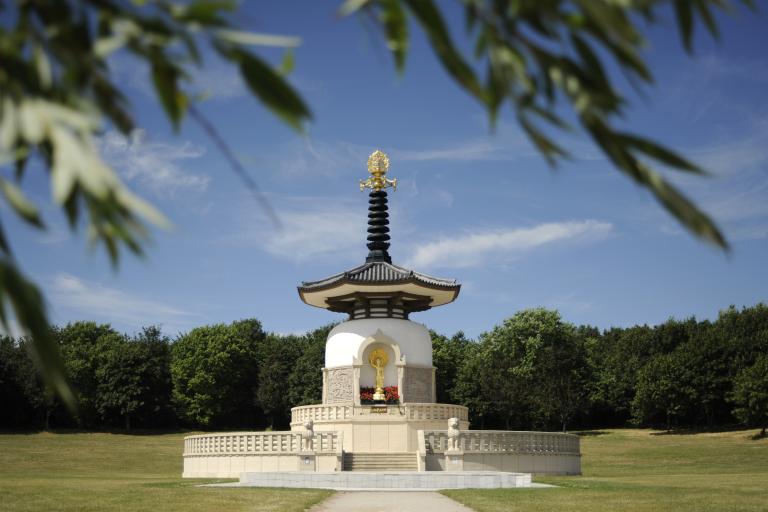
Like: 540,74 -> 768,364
632,351 -> 697,430
535,326 -> 591,432
256,334 -> 302,429
171,319 -> 264,428
730,355 -> 768,437
95,335 -> 143,430
0,0 -> 752,408
130,326 -> 175,428
0,335 -> 46,429
431,330 -> 472,404
55,322 -> 121,428
287,324 -> 335,408
588,324 -> 658,424
94,326 -> 173,430
477,309 -> 566,429
453,341 -> 493,429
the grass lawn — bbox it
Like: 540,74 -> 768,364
0,431 -> 331,512
443,429 -> 768,512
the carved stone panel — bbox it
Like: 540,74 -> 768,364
403,366 -> 435,403
325,367 -> 354,404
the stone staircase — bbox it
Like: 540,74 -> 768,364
342,452 -> 418,471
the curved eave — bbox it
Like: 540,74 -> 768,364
298,280 -> 461,311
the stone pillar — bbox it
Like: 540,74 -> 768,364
353,364 -> 362,406
321,368 -> 328,404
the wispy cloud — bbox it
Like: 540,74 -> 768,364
49,273 -> 200,333
269,125 -> 540,182
405,220 -> 613,269
391,140 -> 525,162
98,130 -> 210,196
227,196 -> 368,263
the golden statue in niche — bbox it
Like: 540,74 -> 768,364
368,348 -> 389,402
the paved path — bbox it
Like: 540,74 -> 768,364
310,491 -> 474,512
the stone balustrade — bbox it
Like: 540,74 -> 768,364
290,402 -> 468,425
183,431 -> 343,477
291,404 -> 353,424
422,430 -> 579,455
404,403 -> 468,421
184,431 -> 341,456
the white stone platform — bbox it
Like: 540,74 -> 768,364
228,471 -> 533,490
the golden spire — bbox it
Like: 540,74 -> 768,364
360,149 -> 397,192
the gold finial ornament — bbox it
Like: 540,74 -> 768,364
360,149 -> 397,192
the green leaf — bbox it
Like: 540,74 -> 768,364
0,178 -> 44,228
150,55 -> 186,130
675,0 -> 695,52
635,161 -> 727,249
404,0 -> 485,102
380,0 -> 409,73
338,0 -> 371,16
694,0 -> 720,40
616,133 -> 705,174
215,29 -> 301,48
234,50 -> 311,131
519,114 -> 569,166
0,258 -> 78,415
279,49 -> 295,76
171,0 -> 235,25
587,118 -> 726,249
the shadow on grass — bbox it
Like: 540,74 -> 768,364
576,430 -> 608,437
0,428 -> 190,436
649,425 -> 755,436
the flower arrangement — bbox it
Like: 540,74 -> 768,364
360,386 -> 399,405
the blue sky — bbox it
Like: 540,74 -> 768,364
5,3 -> 768,339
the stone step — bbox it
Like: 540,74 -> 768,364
342,452 -> 418,471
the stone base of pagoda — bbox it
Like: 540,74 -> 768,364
290,403 -> 469,453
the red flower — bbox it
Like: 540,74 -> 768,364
359,386 -> 399,404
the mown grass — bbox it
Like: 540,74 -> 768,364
0,431 -> 331,512
443,429 -> 768,512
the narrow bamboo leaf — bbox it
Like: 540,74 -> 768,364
0,178 -> 44,228
150,55 -> 184,130
215,29 -> 301,48
404,0 -> 485,102
695,0 -> 720,40
173,0 -> 235,25
519,115 -> 569,166
675,0 -> 695,52
381,0 -> 409,73
279,49 -> 295,76
617,133 -> 705,174
235,50 -> 312,131
338,0 -> 371,16
0,258 -> 78,414
636,162 -> 727,248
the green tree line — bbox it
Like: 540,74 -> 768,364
1,305 -> 767,435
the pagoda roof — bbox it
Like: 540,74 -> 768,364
298,260 -> 460,312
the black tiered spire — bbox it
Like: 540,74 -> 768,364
359,150 -> 397,263
366,190 -> 391,263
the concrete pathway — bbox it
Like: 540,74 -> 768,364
310,491 -> 474,512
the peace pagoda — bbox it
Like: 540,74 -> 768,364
182,151 -> 580,489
